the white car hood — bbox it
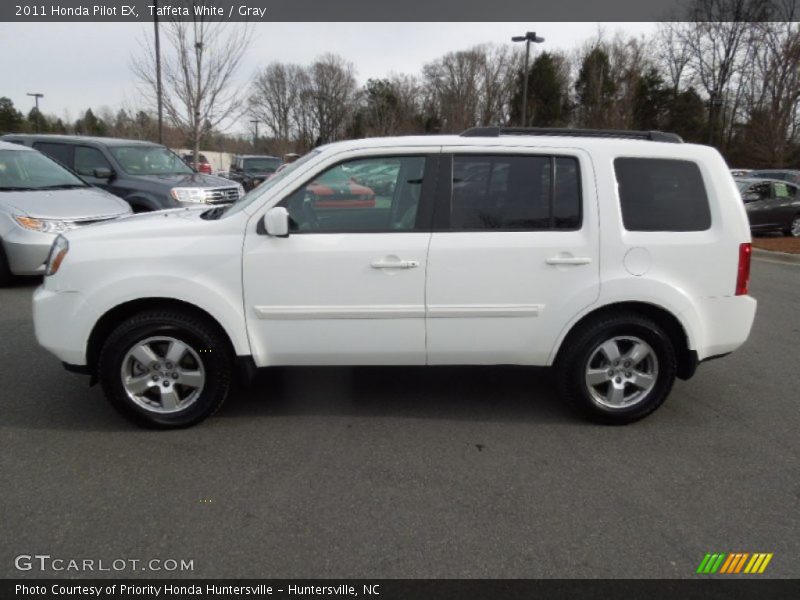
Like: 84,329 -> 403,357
0,187 -> 131,219
64,205 -> 219,242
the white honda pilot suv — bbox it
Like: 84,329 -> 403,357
33,127 -> 757,428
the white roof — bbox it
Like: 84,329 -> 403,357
314,134 -> 713,158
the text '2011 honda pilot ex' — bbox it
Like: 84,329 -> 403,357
33,128 -> 757,428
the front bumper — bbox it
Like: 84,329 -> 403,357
2,228 -> 55,275
33,285 -> 88,366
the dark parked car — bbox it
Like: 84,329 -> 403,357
228,154 -> 282,191
181,153 -> 212,174
736,177 -> 800,237
1,135 -> 243,212
749,169 -> 800,185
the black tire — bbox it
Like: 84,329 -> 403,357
98,309 -> 233,428
555,312 -> 677,425
0,242 -> 13,287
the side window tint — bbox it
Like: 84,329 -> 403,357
450,155 -> 581,230
279,156 -> 426,233
32,142 -> 72,168
750,182 -> 771,200
615,158 -> 711,232
74,146 -> 111,176
553,157 -> 581,229
773,182 -> 795,199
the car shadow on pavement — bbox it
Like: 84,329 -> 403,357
219,365 -> 575,425
3,366 -> 575,433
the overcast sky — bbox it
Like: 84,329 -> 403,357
2,22 -> 656,135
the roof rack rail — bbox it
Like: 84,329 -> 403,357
460,126 -> 683,143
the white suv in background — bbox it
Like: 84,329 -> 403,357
33,127 -> 757,428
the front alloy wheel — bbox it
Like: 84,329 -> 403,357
99,310 -> 232,428
121,336 -> 206,414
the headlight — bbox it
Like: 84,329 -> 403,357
45,235 -> 69,276
237,184 -> 245,198
14,215 -> 75,234
170,187 -> 208,203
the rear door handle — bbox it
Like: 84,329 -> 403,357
546,256 -> 592,266
371,259 -> 419,269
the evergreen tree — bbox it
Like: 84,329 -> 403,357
575,47 -> 615,128
0,97 -> 24,133
511,52 -> 569,127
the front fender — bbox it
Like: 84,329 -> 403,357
76,274 -> 250,360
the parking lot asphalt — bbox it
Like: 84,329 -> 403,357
1,257 -> 798,579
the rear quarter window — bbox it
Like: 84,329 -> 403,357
614,157 -> 711,232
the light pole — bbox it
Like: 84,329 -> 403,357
153,0 -> 163,144
250,120 -> 259,150
27,92 -> 44,133
511,31 -> 544,128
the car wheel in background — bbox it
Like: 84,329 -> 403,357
98,310 -> 233,428
0,242 -> 13,286
556,313 -> 677,424
786,215 -> 800,237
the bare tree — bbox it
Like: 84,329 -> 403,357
476,45 -> 521,126
132,1 -> 251,162
249,62 -> 305,142
423,44 -> 518,133
305,54 -> 359,145
740,19 -> 800,165
677,0 -> 770,146
654,22 -> 694,93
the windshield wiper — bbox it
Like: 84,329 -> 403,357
0,186 -> 38,191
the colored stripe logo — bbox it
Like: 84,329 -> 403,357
696,552 -> 773,574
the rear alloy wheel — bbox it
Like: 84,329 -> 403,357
584,336 -> 659,409
556,313 -> 676,424
99,310 -> 232,428
787,215 -> 800,237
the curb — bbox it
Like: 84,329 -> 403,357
752,247 -> 800,264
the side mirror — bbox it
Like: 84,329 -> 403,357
259,207 -> 289,237
743,193 -> 760,203
93,167 -> 113,180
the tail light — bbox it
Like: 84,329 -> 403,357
736,242 -> 751,296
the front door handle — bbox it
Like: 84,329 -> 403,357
546,256 -> 592,266
370,259 -> 419,269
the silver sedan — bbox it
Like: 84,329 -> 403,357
0,141 -> 131,283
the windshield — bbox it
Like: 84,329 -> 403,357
110,146 -> 193,176
0,149 -> 86,191
244,157 -> 281,172
223,151 -> 321,217
736,180 -> 750,192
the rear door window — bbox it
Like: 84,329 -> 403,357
449,154 -> 581,230
32,142 -> 73,169
614,158 -> 711,232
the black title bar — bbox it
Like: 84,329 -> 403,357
3,579 -> 800,600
